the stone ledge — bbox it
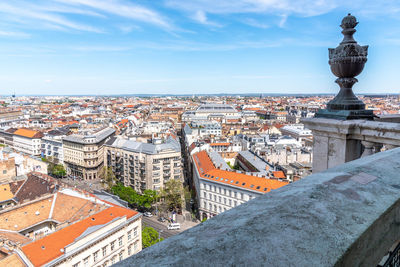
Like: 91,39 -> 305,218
303,118 -> 400,146
117,148 -> 400,267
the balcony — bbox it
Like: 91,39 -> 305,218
117,148 -> 400,266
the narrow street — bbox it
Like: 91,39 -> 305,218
142,216 -> 182,239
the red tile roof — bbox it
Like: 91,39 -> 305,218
22,206 -> 137,266
193,151 -> 288,193
13,128 -> 43,139
210,143 -> 230,146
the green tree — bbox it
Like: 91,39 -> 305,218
100,166 -> 116,191
51,164 -> 66,178
160,179 -> 184,212
111,183 -> 158,210
138,189 -> 158,209
142,226 -> 163,248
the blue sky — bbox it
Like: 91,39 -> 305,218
0,0 -> 400,95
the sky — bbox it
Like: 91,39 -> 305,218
1,0 -> 400,95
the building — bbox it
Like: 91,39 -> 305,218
12,128 -> 43,156
0,111 -> 23,127
63,127 -> 115,180
192,150 -> 288,220
190,121 -> 222,136
105,135 -> 182,192
280,124 -> 312,142
0,172 -> 142,266
182,103 -> 240,122
0,127 -> 17,147
0,148 -> 47,182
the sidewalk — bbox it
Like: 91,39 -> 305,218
175,213 -> 200,231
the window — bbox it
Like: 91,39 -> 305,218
229,199 -> 232,206
234,200 -> 237,206
218,196 -> 221,203
72,262 -> 80,267
119,251 -> 123,261
93,250 -> 99,262
134,227 -> 138,237
224,189 -> 226,195
111,241 -> 115,251
128,230 -> 132,240
119,236 -> 123,247
134,241 -> 139,251
128,245 -> 132,255
224,198 -> 226,204
111,256 -> 116,265
102,246 -> 107,257
203,192 -> 206,198
83,256 -> 90,267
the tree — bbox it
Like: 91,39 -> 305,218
51,164 -> 66,178
160,179 -> 184,212
142,226 -> 163,248
111,183 -> 158,210
138,189 -> 158,209
100,166 -> 116,191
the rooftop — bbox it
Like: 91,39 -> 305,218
193,150 -> 288,193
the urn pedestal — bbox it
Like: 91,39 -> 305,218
315,13 -> 374,120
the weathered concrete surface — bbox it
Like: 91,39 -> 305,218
303,118 -> 400,172
117,148 -> 400,267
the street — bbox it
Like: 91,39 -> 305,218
142,216 -> 182,239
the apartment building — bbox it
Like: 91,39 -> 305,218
192,150 -> 288,220
182,103 -> 240,122
63,127 -> 115,180
0,172 -> 142,267
104,135 -> 182,192
280,124 -> 312,142
40,126 -> 70,164
12,128 -> 43,156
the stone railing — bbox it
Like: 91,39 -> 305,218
117,147 -> 400,266
303,118 -> 400,173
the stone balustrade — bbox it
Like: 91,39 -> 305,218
117,147 -> 400,267
303,118 -> 400,173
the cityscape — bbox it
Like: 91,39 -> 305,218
0,1 -> 400,267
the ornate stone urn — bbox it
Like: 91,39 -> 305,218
316,14 -> 374,120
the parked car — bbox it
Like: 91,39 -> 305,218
167,223 -> 181,230
143,212 -> 153,217
158,217 -> 166,222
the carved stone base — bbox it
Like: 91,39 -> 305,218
315,109 -> 374,120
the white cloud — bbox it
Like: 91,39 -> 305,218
118,25 -> 141,34
55,0 -> 173,30
165,0 -> 338,17
0,2 -> 103,33
0,30 -> 30,38
192,10 -> 222,27
242,18 -> 270,29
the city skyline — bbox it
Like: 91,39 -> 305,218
1,1 -> 400,95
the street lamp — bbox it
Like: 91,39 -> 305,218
159,230 -> 163,242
